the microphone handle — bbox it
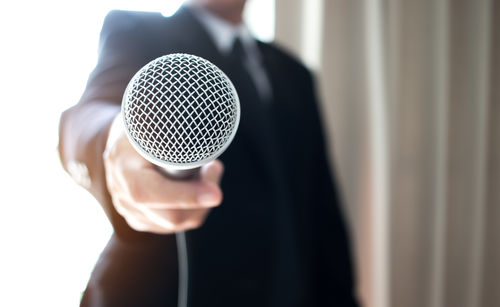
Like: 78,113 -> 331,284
158,167 -> 201,180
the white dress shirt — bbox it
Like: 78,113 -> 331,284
188,5 -> 273,101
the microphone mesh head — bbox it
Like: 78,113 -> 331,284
122,53 -> 240,169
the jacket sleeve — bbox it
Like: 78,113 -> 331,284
57,11 -> 151,240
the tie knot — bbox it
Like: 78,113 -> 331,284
230,37 -> 247,62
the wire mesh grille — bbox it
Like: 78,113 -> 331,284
122,53 -> 239,166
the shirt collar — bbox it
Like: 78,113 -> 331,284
187,4 -> 256,56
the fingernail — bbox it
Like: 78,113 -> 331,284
198,193 -> 218,206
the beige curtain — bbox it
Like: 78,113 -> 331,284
274,0 -> 500,307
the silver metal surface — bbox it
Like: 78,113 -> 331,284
122,53 -> 240,170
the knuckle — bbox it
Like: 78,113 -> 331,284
102,148 -> 112,162
124,216 -> 148,232
112,198 -> 128,216
114,204 -> 127,217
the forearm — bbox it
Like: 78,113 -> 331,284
58,101 -> 120,205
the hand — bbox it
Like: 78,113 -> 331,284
103,115 -> 224,234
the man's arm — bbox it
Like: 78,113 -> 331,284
58,10 -> 223,238
58,10 -> 146,215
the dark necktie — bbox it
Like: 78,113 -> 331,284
228,36 -> 300,304
230,36 -> 246,60
228,37 -> 262,105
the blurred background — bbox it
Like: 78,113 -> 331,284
0,0 -> 498,306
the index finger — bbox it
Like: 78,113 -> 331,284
122,163 -> 223,210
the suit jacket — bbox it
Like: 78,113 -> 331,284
59,6 -> 358,307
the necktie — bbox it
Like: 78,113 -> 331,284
228,36 -> 300,303
230,37 -> 246,61
228,37 -> 262,105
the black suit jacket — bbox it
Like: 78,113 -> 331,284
59,7 -> 358,307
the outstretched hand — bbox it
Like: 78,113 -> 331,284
103,115 -> 224,234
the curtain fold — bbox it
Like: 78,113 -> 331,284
275,1 -> 500,307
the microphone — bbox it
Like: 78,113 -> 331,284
122,53 -> 240,179
121,53 -> 240,307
